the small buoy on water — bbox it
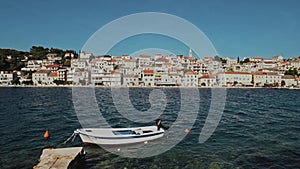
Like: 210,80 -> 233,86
117,148 -> 121,151
144,141 -> 148,144
184,128 -> 190,134
43,129 -> 50,139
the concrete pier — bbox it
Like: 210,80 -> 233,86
34,147 -> 85,169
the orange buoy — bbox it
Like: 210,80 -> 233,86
184,128 -> 190,134
43,129 -> 50,139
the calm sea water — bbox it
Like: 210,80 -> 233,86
0,87 -> 299,169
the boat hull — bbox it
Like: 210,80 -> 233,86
75,126 -> 164,145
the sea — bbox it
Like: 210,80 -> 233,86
0,87 -> 299,169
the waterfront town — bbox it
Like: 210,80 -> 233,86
0,48 -> 300,88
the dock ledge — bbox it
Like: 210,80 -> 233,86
34,147 -> 85,169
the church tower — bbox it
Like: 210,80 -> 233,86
189,48 -> 193,58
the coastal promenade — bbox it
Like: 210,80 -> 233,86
1,84 -> 299,90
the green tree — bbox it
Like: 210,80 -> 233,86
284,68 -> 298,77
233,81 -> 238,86
240,58 -> 250,64
0,48 -> 29,70
214,55 -> 221,62
11,77 -> 20,85
281,80 -> 286,87
30,46 -> 49,60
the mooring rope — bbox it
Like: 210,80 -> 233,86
63,132 -> 77,144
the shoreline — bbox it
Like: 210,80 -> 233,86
1,85 -> 299,90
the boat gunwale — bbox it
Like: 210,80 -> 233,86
75,128 -> 164,140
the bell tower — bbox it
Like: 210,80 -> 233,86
189,48 -> 193,58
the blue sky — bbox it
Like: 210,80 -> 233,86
1,0 -> 300,58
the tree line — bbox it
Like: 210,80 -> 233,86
0,46 -> 78,71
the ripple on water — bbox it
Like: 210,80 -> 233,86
0,88 -> 300,168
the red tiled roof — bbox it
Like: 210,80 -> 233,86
50,72 -> 58,77
185,71 -> 197,75
254,72 -> 267,75
139,54 -> 151,58
220,72 -> 251,75
282,75 -> 295,79
200,75 -> 215,79
35,70 -> 50,74
264,61 -> 276,64
108,59 -> 117,62
155,58 -> 168,62
252,58 -> 263,60
143,70 -> 154,74
163,62 -> 171,66
46,64 -> 59,68
124,59 -> 135,62
111,70 -> 120,74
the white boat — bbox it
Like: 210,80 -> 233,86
74,126 -> 165,145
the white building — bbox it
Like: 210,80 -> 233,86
123,75 -> 139,86
57,69 -> 67,82
281,75 -> 297,87
290,60 -> 300,69
263,61 -> 277,69
249,57 -> 264,62
64,52 -> 75,58
234,62 -> 259,73
32,70 -> 57,85
142,70 -> 155,86
199,75 -> 217,87
71,59 -> 88,69
66,68 -> 73,83
122,59 -> 137,69
138,55 -> 152,67
0,71 -> 15,85
73,70 -> 90,85
181,71 -> 198,87
79,52 -> 93,59
253,72 -> 281,87
47,53 -> 61,61
217,72 -> 252,86
21,60 -> 42,71
272,55 -> 283,62
110,70 -> 122,87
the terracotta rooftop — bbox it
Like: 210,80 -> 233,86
108,59 -> 117,62
111,70 -> 121,74
282,75 -> 295,79
220,72 -> 251,75
156,58 -> 168,62
139,54 -> 151,58
264,61 -> 276,64
185,71 -> 197,75
124,59 -> 135,62
143,70 -> 154,74
50,72 -> 58,77
252,58 -> 264,60
35,70 -> 50,74
163,62 -> 171,66
200,75 -> 215,79
46,64 -> 59,68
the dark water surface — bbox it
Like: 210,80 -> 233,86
0,88 -> 299,169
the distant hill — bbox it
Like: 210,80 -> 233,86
0,46 -> 78,71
